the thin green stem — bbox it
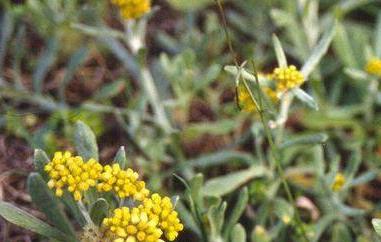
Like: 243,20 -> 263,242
249,61 -> 309,242
214,0 -> 309,240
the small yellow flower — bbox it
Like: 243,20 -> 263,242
111,0 -> 151,20
365,58 -> 381,77
272,65 -> 304,92
237,83 -> 257,112
141,194 -> 184,241
96,164 -> 150,201
102,207 -> 163,242
237,84 -> 278,113
332,173 -> 346,192
44,151 -> 103,201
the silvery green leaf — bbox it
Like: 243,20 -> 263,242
301,20 -> 336,78
202,166 -> 268,197
333,22 -> 357,68
171,195 -> 180,208
74,121 -> 99,160
59,47 -> 88,102
114,146 -> 127,169
230,224 -> 246,242
27,173 -> 76,237
372,219 -> 381,236
33,149 -> 49,179
292,88 -> 319,110
331,223 -> 353,242
272,34 -> 288,68
376,13 -> 381,57
344,68 -> 368,80
224,65 -> 256,82
280,133 -> 328,149
89,198 -> 109,226
0,201 -> 77,242
207,201 -> 227,239
223,187 -> 248,240
32,38 -> 58,94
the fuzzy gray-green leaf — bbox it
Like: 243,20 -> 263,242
33,149 -> 49,179
202,166 -> 268,197
89,198 -> 109,226
223,187 -> 249,240
74,120 -> 99,160
230,223 -> 246,242
27,173 -> 76,237
301,20 -> 337,78
0,201 -> 76,242
114,146 -> 127,169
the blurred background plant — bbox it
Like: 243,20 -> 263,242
0,0 -> 381,241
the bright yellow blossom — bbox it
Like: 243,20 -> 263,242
332,173 -> 346,192
140,194 -> 184,241
237,83 -> 278,113
237,83 -> 257,112
102,207 -> 164,242
97,164 -> 150,201
44,151 -> 103,201
111,0 -> 151,20
365,58 -> 381,77
272,65 -> 304,92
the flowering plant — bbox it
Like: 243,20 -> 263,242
0,121 -> 183,242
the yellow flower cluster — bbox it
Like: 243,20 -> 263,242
103,194 -> 183,242
111,0 -> 151,20
103,207 -> 163,242
237,83 -> 256,112
97,164 -> 150,201
237,83 -> 277,113
45,151 -> 183,241
272,65 -> 304,92
44,152 -> 103,201
332,173 -> 346,192
140,194 -> 184,241
365,58 -> 381,77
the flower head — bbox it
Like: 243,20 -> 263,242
237,83 -> 257,112
365,58 -> 381,77
111,0 -> 151,20
332,173 -> 346,192
97,164 -> 150,201
44,151 -> 103,201
102,207 -> 163,242
272,65 -> 304,92
237,83 -> 278,113
141,194 -> 184,241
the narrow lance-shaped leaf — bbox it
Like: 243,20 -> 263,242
89,198 -> 109,226
59,47 -> 88,102
223,187 -> 249,240
372,218 -> 381,236
27,173 -> 76,237
292,88 -> 319,110
279,132 -> 328,149
33,149 -> 50,180
74,121 -> 99,161
114,146 -> 127,169
301,20 -> 337,78
230,223 -> 246,242
202,166 -> 268,197
375,13 -> 381,57
272,34 -> 288,68
0,201 -> 77,242
33,37 -> 58,94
